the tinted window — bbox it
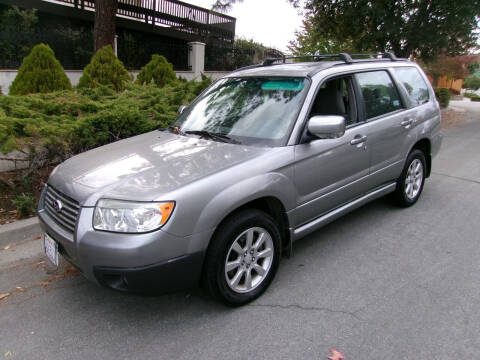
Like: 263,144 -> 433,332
356,71 -> 403,119
394,67 -> 430,106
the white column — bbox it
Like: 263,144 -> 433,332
188,42 -> 205,79
114,35 -> 119,57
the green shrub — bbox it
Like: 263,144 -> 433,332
136,54 -> 177,88
9,44 -> 71,96
0,81 -> 207,168
435,87 -> 451,108
193,73 -> 213,96
463,76 -> 480,90
78,45 -> 130,92
12,192 -> 36,218
470,95 -> 480,102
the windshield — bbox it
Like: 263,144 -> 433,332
173,77 -> 309,146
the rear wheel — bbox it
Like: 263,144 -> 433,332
203,209 -> 281,306
391,149 -> 426,207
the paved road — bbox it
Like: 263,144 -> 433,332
1,101 -> 480,359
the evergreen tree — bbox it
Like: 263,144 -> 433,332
78,45 -> 130,92
136,55 -> 177,88
9,43 -> 71,95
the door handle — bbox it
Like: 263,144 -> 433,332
400,118 -> 414,128
350,135 -> 367,145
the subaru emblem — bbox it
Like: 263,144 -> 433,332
53,199 -> 63,213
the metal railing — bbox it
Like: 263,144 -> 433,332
52,0 -> 235,40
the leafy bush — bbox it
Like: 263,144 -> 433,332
136,55 -> 177,88
0,80 -> 212,170
78,45 -> 130,92
435,87 -> 451,108
11,192 -> 36,218
463,92 -> 477,98
470,95 -> 480,102
463,76 -> 480,90
9,44 -> 72,95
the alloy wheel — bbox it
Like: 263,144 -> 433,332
405,158 -> 424,200
224,227 -> 274,293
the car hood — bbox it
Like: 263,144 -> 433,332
48,131 -> 269,206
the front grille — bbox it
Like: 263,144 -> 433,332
44,186 -> 80,233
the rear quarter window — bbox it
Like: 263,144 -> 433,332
394,67 -> 430,106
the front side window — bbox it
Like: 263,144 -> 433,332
174,77 -> 309,146
309,76 -> 358,126
356,71 -> 403,119
394,67 -> 430,106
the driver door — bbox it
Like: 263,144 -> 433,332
292,75 -> 373,227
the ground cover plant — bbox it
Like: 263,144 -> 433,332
0,74 -> 212,221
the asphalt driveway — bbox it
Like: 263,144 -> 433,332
1,100 -> 480,359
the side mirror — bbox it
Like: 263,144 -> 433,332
178,105 -> 187,115
307,115 -> 346,139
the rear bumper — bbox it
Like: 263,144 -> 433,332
431,131 -> 443,159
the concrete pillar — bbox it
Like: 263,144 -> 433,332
114,35 -> 119,57
188,42 -> 205,78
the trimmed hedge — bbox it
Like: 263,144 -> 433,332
78,45 -> 130,92
435,87 -> 451,108
463,76 -> 480,90
137,54 -> 177,87
0,79 -> 212,168
9,44 -> 72,95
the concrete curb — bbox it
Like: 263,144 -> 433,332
0,217 -> 42,247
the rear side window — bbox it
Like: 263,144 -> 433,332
356,71 -> 403,119
394,67 -> 430,106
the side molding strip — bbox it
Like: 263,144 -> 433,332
293,182 -> 396,241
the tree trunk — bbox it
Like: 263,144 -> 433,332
94,0 -> 118,52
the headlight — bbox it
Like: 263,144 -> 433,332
93,199 -> 175,233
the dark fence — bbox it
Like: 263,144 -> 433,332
0,9 -> 190,70
205,45 -> 283,71
117,29 -> 189,70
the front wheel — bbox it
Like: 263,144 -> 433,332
202,209 -> 281,306
391,149 -> 426,207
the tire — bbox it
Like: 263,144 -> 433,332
391,149 -> 426,207
202,209 -> 281,306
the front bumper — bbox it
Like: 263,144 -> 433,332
38,187 -> 213,294
93,252 -> 204,294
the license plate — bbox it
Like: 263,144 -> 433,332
44,233 -> 59,267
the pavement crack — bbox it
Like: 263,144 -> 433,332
248,302 -> 363,321
431,171 -> 480,185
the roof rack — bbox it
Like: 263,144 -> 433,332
262,52 -> 402,66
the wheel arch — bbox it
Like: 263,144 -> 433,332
206,196 -> 292,258
411,138 -> 432,177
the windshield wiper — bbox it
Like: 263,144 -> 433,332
185,130 -> 241,144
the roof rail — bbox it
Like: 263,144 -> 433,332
262,53 -> 353,66
262,52 -> 402,66
349,52 -> 399,61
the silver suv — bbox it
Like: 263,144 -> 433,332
39,53 -> 442,305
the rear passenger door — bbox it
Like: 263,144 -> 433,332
354,70 -> 411,187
